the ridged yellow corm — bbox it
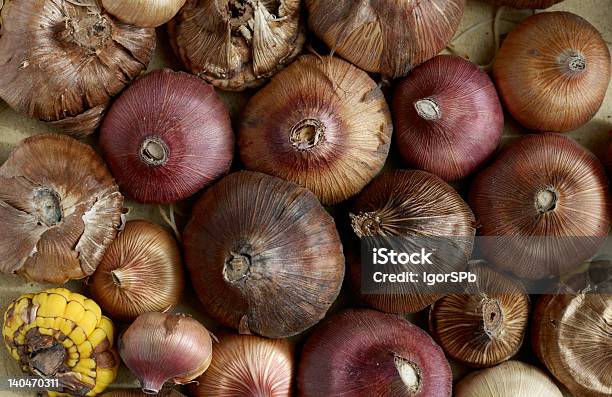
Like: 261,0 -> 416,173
2,288 -> 118,396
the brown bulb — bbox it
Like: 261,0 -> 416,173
184,171 -> 345,338
429,262 -> 529,368
486,0 -> 563,8
532,293 -> 612,397
0,0 -> 155,137
168,0 -> 304,90
239,55 -> 392,205
349,170 -> 475,313
191,334 -> 293,397
455,361 -> 563,397
470,134 -> 611,279
90,220 -> 184,322
305,0 -> 465,78
102,0 -> 186,27
0,134 -> 123,284
493,12 -> 611,132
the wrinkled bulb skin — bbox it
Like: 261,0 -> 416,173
101,0 -> 187,27
493,12 -> 611,132
90,220 -> 185,322
429,263 -> 530,368
305,0 -> 465,79
532,293 -> 612,397
118,312 -> 213,395
239,55 -> 393,206
184,171 -> 345,339
470,134 -> 611,279
0,134 -> 124,284
2,288 -> 120,396
487,0 -> 563,8
169,0 -> 305,90
298,309 -> 452,397
349,170 -> 476,313
0,0 -> 155,137
455,361 -> 563,397
393,55 -> 504,181
100,69 -> 234,204
191,334 -> 294,397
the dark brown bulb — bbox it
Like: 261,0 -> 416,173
429,262 -> 529,367
305,0 -> 465,78
239,55 -> 392,205
0,0 -> 155,137
349,170 -> 476,313
184,171 -> 345,338
0,134 -> 123,284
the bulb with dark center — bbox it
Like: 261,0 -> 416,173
239,55 -> 392,205
0,0 -> 155,137
470,134 -> 610,279
100,69 -> 234,204
184,171 -> 345,338
169,0 -> 304,90
429,263 -> 529,368
0,134 -> 124,284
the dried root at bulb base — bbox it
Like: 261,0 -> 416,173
0,0 -> 155,137
429,263 -> 530,367
0,134 -> 124,284
238,55 -> 393,205
2,288 -> 119,396
169,0 -> 305,90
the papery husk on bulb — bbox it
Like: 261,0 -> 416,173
239,55 -> 392,205
191,334 -> 293,397
0,0 -> 155,137
470,134 -> 611,279
3,288 -> 119,396
169,0 -> 305,90
348,170 -> 476,313
486,0 -> 563,7
429,262 -> 529,368
90,220 -> 184,322
0,134 -> 124,284
455,361 -> 563,397
102,0 -> 187,27
532,292 -> 612,397
118,312 -> 213,394
392,55 -> 504,181
493,11 -> 611,132
298,309 -> 452,397
100,69 -> 234,204
183,171 -> 345,338
305,0 -> 465,79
